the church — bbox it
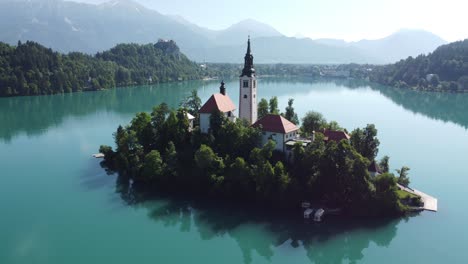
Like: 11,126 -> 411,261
199,37 -> 299,152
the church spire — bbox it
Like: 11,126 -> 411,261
241,36 -> 255,77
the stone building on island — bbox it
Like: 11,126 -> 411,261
252,114 -> 299,152
199,81 -> 236,134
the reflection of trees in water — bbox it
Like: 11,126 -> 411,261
0,81 -> 204,142
114,175 -> 400,264
371,84 -> 468,129
249,77 -> 468,131
327,78 -> 468,130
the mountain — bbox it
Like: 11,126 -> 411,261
315,30 -> 447,62
314,38 -> 349,47
0,0 -> 448,64
213,19 -> 283,46
190,36 -> 377,64
353,29 -> 447,63
166,17 -> 283,46
0,0 -> 211,54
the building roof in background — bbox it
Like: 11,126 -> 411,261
253,114 -> 298,134
323,130 -> 350,142
199,93 -> 236,114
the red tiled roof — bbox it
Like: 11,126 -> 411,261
199,93 -> 236,113
253,114 -> 299,134
323,130 -> 350,142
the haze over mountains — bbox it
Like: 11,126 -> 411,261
0,0 -> 448,64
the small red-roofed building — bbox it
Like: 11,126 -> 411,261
252,114 -> 300,152
199,81 -> 236,133
322,129 -> 350,143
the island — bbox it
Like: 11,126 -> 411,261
99,39 -> 431,219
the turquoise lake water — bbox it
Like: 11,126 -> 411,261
1,78 -> 467,263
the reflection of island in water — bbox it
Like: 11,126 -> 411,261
2,78 -> 468,142
115,176 -> 400,264
334,78 -> 468,130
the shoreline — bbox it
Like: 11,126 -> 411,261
3,75 -> 468,99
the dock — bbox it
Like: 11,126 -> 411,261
413,188 -> 438,212
92,153 -> 105,158
398,184 -> 438,212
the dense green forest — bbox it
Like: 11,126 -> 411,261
0,40 -> 203,97
366,39 -> 468,92
99,93 -> 416,217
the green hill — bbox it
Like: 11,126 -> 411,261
0,40 -> 202,97
369,39 -> 468,92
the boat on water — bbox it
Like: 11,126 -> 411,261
304,208 -> 314,219
314,208 -> 325,222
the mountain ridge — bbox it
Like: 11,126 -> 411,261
0,0 -> 448,64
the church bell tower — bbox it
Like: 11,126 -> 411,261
239,37 -> 257,124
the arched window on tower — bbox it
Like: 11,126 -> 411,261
243,80 -> 249,88
243,94 -> 248,98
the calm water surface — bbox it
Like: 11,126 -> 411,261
1,78 -> 467,263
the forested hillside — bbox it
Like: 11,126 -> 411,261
0,40 -> 202,97
369,39 -> 468,91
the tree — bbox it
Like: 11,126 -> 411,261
164,141 -> 178,179
181,89 -> 201,116
269,96 -> 279,114
258,98 -> 269,119
141,150 -> 164,182
130,112 -> 153,149
396,166 -> 410,187
301,111 -> 326,136
373,173 -> 403,215
194,144 -> 225,180
209,109 -> 226,136
324,121 -> 342,131
316,140 -> 372,208
273,161 -> 290,193
151,103 -> 169,130
99,145 -> 116,169
283,98 -> 299,124
379,156 -> 390,173
174,108 -> 190,144
114,125 -> 129,154
226,157 -> 251,195
350,124 -> 380,161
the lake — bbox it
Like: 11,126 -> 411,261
1,78 -> 467,263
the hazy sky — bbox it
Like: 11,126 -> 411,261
76,0 -> 468,42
